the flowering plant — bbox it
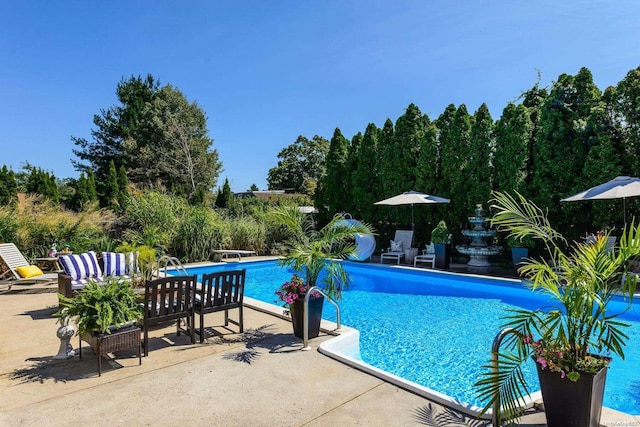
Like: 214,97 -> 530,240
524,335 -> 607,381
475,192 -> 640,423
275,274 -> 321,311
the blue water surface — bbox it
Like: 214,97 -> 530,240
185,260 -> 640,415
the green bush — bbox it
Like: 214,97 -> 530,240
170,207 -> 230,262
229,216 -> 266,253
0,194 -> 113,257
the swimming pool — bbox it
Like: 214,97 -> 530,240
184,260 -> 640,416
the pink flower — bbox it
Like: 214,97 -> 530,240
561,370 -> 566,379
536,357 -> 547,369
556,351 -> 562,357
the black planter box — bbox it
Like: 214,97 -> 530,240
535,358 -> 609,427
290,295 -> 324,339
434,243 -> 451,270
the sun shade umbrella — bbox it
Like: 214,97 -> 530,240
374,190 -> 450,230
561,176 -> 640,225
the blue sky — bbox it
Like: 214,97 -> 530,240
2,1 -> 639,192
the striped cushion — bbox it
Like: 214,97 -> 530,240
103,252 -> 127,276
59,251 -> 103,281
70,276 -> 104,290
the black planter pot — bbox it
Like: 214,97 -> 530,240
290,295 -> 324,339
535,357 -> 610,427
434,243 -> 451,269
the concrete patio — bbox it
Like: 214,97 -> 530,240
0,276 -> 637,426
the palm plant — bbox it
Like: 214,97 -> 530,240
269,206 -> 375,299
475,192 -> 640,423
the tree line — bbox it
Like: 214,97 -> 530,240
269,66 -> 640,246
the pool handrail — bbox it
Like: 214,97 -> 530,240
302,286 -> 341,350
159,255 -> 189,277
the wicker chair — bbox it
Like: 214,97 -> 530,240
141,275 -> 197,356
195,270 -> 246,343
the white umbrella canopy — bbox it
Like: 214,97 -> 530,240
561,176 -> 640,224
374,190 -> 450,229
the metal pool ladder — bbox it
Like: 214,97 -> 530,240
302,286 -> 341,351
158,255 -> 189,277
490,328 -> 521,427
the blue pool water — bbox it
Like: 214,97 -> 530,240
185,260 -> 640,415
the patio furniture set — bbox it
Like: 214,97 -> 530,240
380,229 -> 436,268
54,250 -> 247,375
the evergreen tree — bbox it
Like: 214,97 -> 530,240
117,164 -> 129,210
104,160 -> 119,210
378,118 -> 396,198
493,103 -> 532,195
614,66 -> 640,174
0,166 -> 18,206
72,74 -> 221,200
320,128 -> 350,218
434,104 -> 457,194
344,132 -> 362,216
215,178 -> 232,208
466,103 -> 494,212
414,116 -> 439,238
249,183 -> 259,191
87,169 -> 98,201
532,68 -> 601,231
441,104 -> 473,233
352,123 -> 381,224
71,173 -> 90,211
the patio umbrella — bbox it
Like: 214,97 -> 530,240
374,190 -> 450,230
561,176 -> 640,225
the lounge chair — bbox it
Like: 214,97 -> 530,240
605,236 -> 617,255
380,230 -> 414,265
0,243 -> 59,290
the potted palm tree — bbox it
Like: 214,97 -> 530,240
270,207 -> 375,338
475,192 -> 640,426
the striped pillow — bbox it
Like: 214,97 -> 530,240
59,251 -> 103,281
103,252 -> 127,277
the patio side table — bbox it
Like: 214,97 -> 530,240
79,326 -> 142,376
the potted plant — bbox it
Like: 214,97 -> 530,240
507,233 -> 535,270
56,276 -> 143,337
269,207 -> 375,339
431,220 -> 452,269
275,274 -> 323,338
475,192 -> 640,426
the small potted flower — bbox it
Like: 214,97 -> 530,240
431,220 -> 452,269
275,274 -> 323,338
507,234 -> 535,270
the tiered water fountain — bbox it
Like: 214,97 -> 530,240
456,204 -> 503,272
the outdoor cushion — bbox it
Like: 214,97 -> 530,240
102,252 -> 127,276
16,265 -> 44,278
70,276 -> 104,290
59,251 -> 103,281
390,240 -> 403,252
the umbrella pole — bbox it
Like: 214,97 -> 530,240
624,198 -> 627,227
411,204 -> 415,230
